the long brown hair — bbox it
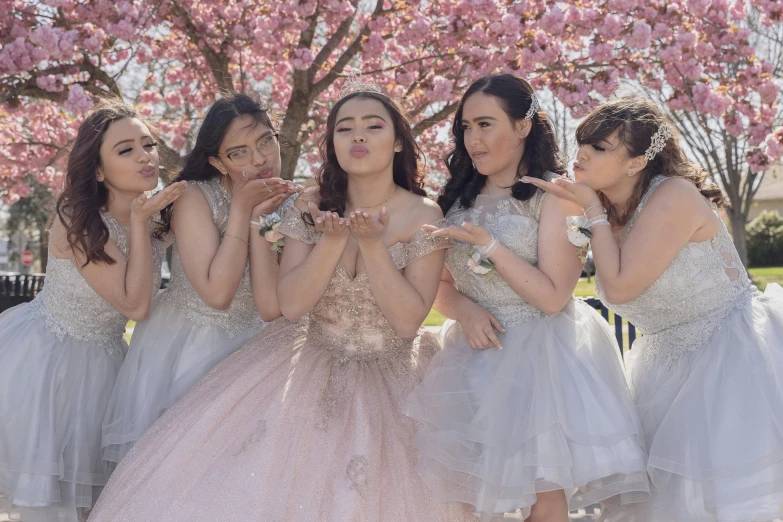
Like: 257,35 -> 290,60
55,99 -> 164,266
438,74 -> 566,214
576,97 -> 723,227
158,92 -> 275,235
310,91 -> 426,219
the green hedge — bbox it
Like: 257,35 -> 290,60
747,211 -> 783,267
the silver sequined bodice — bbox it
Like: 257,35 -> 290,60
444,172 -> 560,329
29,211 -> 164,356
597,176 -> 756,365
159,178 -> 291,338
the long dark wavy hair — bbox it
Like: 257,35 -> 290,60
437,74 -> 566,214
308,91 -> 426,220
55,99 -> 164,266
576,97 -> 724,227
158,92 -> 275,234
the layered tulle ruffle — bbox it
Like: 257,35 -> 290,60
603,284 -> 783,522
101,297 -> 263,466
0,303 -> 123,522
404,299 -> 650,521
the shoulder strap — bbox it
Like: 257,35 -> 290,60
622,175 -> 670,240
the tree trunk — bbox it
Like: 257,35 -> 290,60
726,206 -> 749,269
279,88 -> 313,180
38,227 -> 48,273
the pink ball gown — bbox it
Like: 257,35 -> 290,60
87,201 -> 475,522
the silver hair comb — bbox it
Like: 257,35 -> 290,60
644,124 -> 674,161
524,94 -> 539,120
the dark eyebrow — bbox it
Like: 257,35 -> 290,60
113,135 -> 153,149
224,131 -> 274,154
113,139 -> 134,149
460,116 -> 497,124
335,114 -> 388,126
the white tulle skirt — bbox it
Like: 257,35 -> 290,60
602,284 -> 783,522
101,297 -> 264,467
404,299 -> 650,521
0,301 -> 123,522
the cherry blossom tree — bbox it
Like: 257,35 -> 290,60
1,0 -> 781,206
643,7 -> 783,266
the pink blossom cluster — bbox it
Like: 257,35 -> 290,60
0,0 -> 781,197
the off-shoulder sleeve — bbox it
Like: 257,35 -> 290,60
276,197 -> 319,245
393,218 -> 453,269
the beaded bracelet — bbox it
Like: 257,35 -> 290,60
583,204 -> 606,217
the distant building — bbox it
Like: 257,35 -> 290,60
748,167 -> 783,222
0,240 -> 8,271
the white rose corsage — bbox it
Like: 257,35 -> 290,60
251,212 -> 284,254
566,216 -> 592,262
466,249 -> 494,275
466,236 -> 499,276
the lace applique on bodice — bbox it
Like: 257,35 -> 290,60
161,178 -> 295,337
597,176 -> 756,366
30,211 -> 165,357
444,172 -> 559,329
277,203 -> 451,362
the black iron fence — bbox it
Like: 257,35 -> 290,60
0,273 -> 45,313
581,297 -> 638,353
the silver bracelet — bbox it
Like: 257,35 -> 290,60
475,237 -> 499,258
586,216 -> 610,229
583,204 -> 606,216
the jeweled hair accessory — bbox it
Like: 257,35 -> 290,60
524,94 -> 539,120
338,72 -> 384,100
644,123 -> 674,161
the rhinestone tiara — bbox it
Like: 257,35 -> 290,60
338,72 -> 384,100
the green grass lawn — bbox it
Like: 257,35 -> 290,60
749,266 -> 783,292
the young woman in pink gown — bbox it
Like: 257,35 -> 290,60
87,85 -> 474,522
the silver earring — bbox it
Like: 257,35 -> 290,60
472,161 -> 477,170
242,169 -> 248,179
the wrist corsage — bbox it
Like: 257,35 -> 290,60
566,216 -> 592,263
250,212 -> 284,254
466,237 -> 499,276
